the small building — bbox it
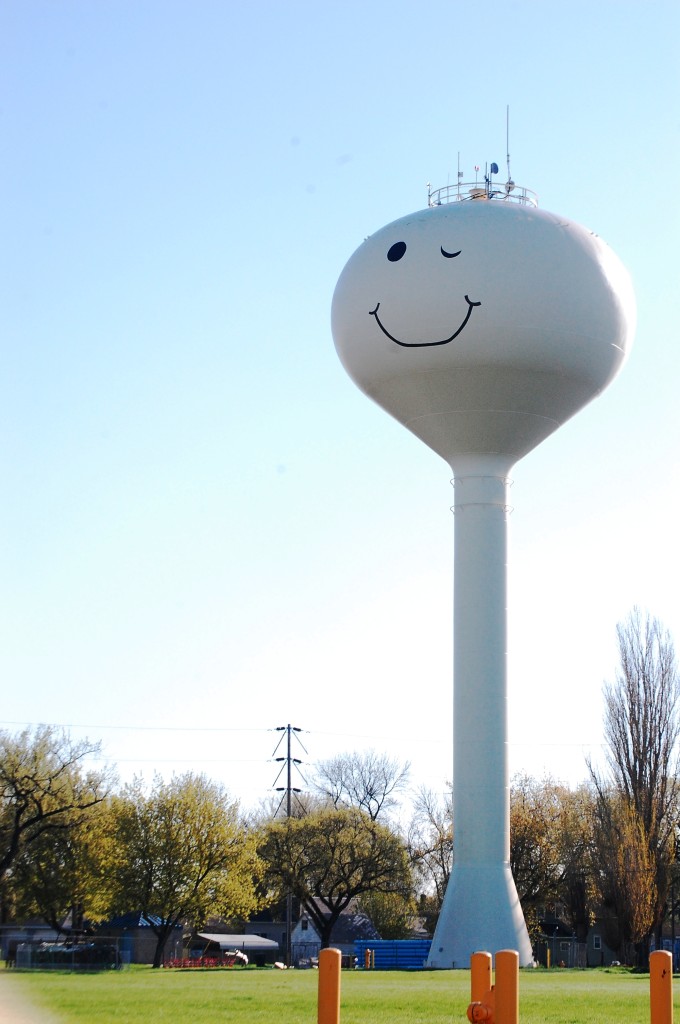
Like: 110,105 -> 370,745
0,919 -> 59,965
192,932 -> 280,966
291,902 -> 380,966
97,912 -> 183,965
244,908 -> 287,952
534,907 -> 618,968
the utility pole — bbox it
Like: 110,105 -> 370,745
273,724 -> 307,967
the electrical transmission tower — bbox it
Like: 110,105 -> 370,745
272,724 -> 307,966
273,723 -> 307,817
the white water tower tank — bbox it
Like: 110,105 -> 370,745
331,183 -> 635,967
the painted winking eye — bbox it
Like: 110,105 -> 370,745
441,246 -> 461,258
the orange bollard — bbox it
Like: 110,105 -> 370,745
495,950 -> 518,1024
318,948 -> 342,1024
471,952 -> 493,1004
467,950 -> 519,1024
650,950 -> 673,1024
468,951 -> 494,1023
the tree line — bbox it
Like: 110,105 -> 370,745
1,608 -> 678,969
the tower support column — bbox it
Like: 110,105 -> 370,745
427,456 -> 532,968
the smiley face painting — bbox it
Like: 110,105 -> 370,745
332,199 -> 635,470
368,239 -> 481,348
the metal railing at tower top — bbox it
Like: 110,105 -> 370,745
427,180 -> 538,207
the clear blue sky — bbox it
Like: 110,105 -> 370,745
1,0 -> 679,809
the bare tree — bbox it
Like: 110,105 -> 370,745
407,783 -> 453,932
312,749 -> 410,821
250,790 -> 326,826
590,609 -> 680,963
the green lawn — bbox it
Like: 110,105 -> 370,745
2,965 -> 672,1024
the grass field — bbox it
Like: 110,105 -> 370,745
2,965 -> 672,1024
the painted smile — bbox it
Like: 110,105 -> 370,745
369,295 -> 481,348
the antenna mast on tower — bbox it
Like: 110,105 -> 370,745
506,105 -> 513,188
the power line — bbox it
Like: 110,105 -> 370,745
0,719 -> 271,733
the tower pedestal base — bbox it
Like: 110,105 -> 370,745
426,862 -> 533,969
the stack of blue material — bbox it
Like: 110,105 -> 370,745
354,939 -> 432,970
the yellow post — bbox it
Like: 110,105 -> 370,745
471,952 -> 493,1004
650,950 -> 673,1024
495,950 -> 519,1024
318,948 -> 342,1024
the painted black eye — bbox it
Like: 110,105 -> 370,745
441,246 -> 461,258
387,241 -> 407,262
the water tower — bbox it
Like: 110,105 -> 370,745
331,170 -> 635,967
